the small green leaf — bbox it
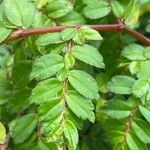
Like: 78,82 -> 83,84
48,124 -> 63,142
122,44 -> 146,61
61,28 -> 78,41
37,0 -> 54,9
124,7 -> 140,28
0,26 -> 12,43
58,11 -> 85,26
65,53 -> 75,69
129,61 -> 141,75
96,73 -> 109,93
12,61 -> 32,88
0,81 -> 12,105
101,100 -> 132,119
66,91 -> 95,122
68,70 -> 99,99
30,54 -> 64,80
137,61 -> 150,79
73,26 -> 102,45
146,24 -> 150,33
4,0 -> 35,27
83,2 -> 111,19
124,0 -> 137,19
82,0 -> 99,4
64,120 -> 79,149
107,75 -> 135,94
36,32 -> 63,46
38,97 -> 62,121
10,114 -> 37,144
109,131 -> 125,147
139,105 -> 150,123
126,132 -> 147,150
80,26 -> 103,41
132,118 -> 150,144
30,78 -> 62,104
132,78 -> 149,99
13,133 -> 36,150
65,109 -> 83,130
7,88 -> 31,114
45,0 -> 73,18
57,67 -> 68,81
144,47 -> 150,58
72,44 -> 104,68
41,117 -> 62,136
0,122 -> 6,144
112,0 -> 124,18
38,139 -> 57,150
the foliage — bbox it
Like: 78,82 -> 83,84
0,0 -> 150,149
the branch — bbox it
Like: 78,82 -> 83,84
3,24 -> 150,46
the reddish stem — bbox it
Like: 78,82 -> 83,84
2,24 -> 150,46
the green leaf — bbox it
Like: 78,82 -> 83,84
37,0 -> 54,9
58,11 -> 85,26
108,131 -> 125,146
112,0 -> 124,18
65,109 -> 83,130
0,82 -> 12,105
61,28 -> 78,41
121,44 -> 146,60
80,26 -> 103,41
137,61 -> 150,79
83,2 -> 111,19
30,54 -> 64,80
30,78 -> 62,104
14,47 -> 27,64
82,0 -> 99,4
36,32 -> 63,46
68,70 -> 99,99
0,122 -> 6,144
0,26 -> 12,43
57,67 -> 69,81
132,78 -> 149,99
129,61 -> 141,75
146,24 -> 150,33
72,44 -> 104,68
48,124 -> 63,142
124,6 -> 140,28
66,91 -> 95,122
107,75 -> 135,94
13,132 -> 37,150
41,117 -> 62,136
10,114 -> 37,144
4,0 -> 35,27
132,118 -> 150,144
101,100 -> 132,119
124,0 -> 137,19
38,97 -> 62,121
126,132 -> 147,150
96,73 -> 109,93
7,88 -> 31,114
12,61 -> 32,88
64,120 -> 79,149
65,53 -> 75,70
38,139 -> 57,150
73,26 -> 102,45
45,0 -> 73,18
139,105 -> 150,123
144,47 -> 150,58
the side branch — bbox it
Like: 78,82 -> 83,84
3,24 -> 150,46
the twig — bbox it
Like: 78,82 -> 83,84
2,24 -> 150,46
